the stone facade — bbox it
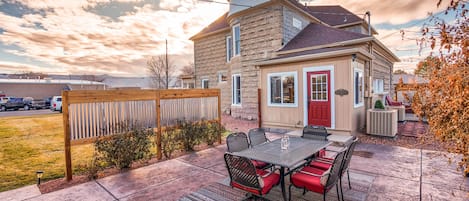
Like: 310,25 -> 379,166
193,31 -> 233,114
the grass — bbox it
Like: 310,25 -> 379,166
0,114 -> 94,192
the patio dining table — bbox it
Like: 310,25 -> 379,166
232,137 -> 331,201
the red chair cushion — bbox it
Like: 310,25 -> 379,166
291,166 -> 327,194
251,160 -> 269,169
319,149 -> 326,158
231,169 -> 280,195
309,160 -> 332,170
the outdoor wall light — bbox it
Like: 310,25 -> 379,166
352,54 -> 357,62
36,170 -> 44,185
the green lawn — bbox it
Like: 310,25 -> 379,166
0,114 -> 94,192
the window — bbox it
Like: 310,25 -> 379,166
232,74 -> 241,105
292,17 -> 302,30
226,36 -> 232,62
218,72 -> 227,83
201,79 -> 209,89
354,69 -> 364,107
268,72 -> 297,106
310,74 -> 328,101
373,79 -> 384,93
232,24 -> 240,56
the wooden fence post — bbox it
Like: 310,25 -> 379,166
155,90 -> 162,160
217,89 -> 222,144
62,91 -> 73,181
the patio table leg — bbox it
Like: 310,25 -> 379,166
280,167 -> 287,201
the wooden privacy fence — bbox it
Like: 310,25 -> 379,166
62,89 -> 221,181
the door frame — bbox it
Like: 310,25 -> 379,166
303,65 -> 335,129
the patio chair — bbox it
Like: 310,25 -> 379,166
302,125 -> 329,141
302,125 -> 329,158
289,148 -> 347,201
309,137 -> 359,197
248,128 -> 269,147
224,153 -> 280,200
226,132 -> 269,169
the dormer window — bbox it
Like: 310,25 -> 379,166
292,17 -> 302,30
232,24 -> 240,56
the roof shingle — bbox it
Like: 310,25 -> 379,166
307,5 -> 363,26
279,23 -> 370,52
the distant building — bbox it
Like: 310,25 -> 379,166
392,74 -> 428,104
0,78 -> 105,99
102,76 -> 183,89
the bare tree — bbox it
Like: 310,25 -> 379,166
180,62 -> 195,76
147,55 -> 175,89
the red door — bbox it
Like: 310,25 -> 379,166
307,71 -> 331,127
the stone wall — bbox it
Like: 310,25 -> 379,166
231,5 -> 284,120
193,31 -> 233,113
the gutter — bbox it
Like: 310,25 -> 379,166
254,48 -> 373,66
277,36 -> 374,56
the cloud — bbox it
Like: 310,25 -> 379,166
305,0 -> 449,25
0,0 -> 227,75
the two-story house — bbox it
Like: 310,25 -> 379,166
190,0 -> 399,135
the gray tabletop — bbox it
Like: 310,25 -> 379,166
233,137 -> 331,168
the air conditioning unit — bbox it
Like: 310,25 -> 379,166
366,109 -> 398,137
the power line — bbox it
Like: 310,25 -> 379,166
379,10 -> 446,40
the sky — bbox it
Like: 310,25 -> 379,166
0,0 -> 458,76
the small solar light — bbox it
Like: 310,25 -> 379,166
36,171 -> 44,185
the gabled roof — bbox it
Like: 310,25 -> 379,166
306,6 -> 362,26
279,23 -> 370,52
190,13 -> 229,40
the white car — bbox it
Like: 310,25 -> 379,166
50,96 -> 62,112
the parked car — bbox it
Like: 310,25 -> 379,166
0,97 -> 28,111
50,96 -> 62,112
44,97 -> 52,109
23,97 -> 46,110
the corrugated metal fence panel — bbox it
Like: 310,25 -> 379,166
160,97 -> 219,127
69,100 -> 156,141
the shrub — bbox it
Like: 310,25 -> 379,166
205,122 -> 225,146
178,119 -> 201,151
161,126 -> 181,159
94,127 -> 153,170
374,99 -> 385,109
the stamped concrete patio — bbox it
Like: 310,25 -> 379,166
2,132 -> 468,201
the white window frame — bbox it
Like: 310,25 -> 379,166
201,79 -> 209,89
373,79 -> 385,94
267,71 -> 298,107
226,36 -> 232,62
218,71 -> 227,83
232,74 -> 241,106
232,24 -> 240,56
354,68 -> 364,108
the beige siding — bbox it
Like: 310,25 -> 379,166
260,56 -> 354,134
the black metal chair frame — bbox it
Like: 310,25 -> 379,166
302,125 -> 330,141
289,148 -> 347,201
226,132 -> 250,153
248,128 -> 269,147
224,153 -> 279,200
313,137 -> 359,201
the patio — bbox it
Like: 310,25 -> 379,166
2,132 -> 468,201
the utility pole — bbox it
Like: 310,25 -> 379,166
165,39 -> 169,89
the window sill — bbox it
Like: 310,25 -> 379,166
373,91 -> 389,95
267,103 -> 298,108
354,103 -> 364,108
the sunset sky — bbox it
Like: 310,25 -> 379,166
0,0 -> 456,76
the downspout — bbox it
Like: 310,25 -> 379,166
366,11 -> 373,110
